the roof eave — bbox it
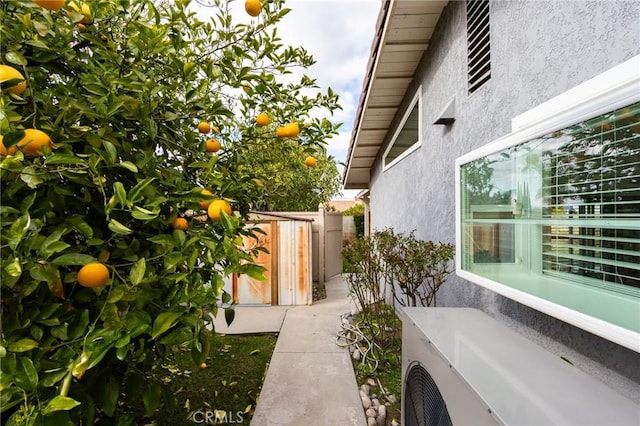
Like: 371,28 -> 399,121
343,0 -> 449,189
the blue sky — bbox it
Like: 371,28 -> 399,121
192,0 -> 381,200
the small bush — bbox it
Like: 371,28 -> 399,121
343,203 -> 365,237
343,229 -> 455,309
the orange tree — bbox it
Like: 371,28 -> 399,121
238,138 -> 342,211
0,0 -> 341,423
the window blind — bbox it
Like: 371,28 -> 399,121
542,103 -> 640,291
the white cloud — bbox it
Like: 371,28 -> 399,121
326,131 -> 351,159
277,1 -> 379,94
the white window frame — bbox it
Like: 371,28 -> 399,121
455,55 -> 640,352
383,88 -> 422,171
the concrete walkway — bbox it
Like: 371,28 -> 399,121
250,275 -> 367,426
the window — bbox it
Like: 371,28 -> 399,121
467,0 -> 491,93
384,90 -> 421,170
455,56 -> 640,351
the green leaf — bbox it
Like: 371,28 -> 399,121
106,287 -> 125,303
108,219 -> 133,235
26,39 -> 49,50
67,309 -> 89,340
7,339 -> 38,353
129,258 -> 146,285
44,154 -> 85,165
242,264 -> 267,281
143,381 -> 162,417
117,161 -> 138,173
4,258 -> 22,278
128,177 -> 155,203
151,312 -> 182,340
225,308 -> 235,326
50,253 -> 96,266
5,51 -> 27,66
131,206 -> 158,220
87,342 -> 116,370
103,140 -> 117,164
41,241 -> 70,260
68,217 -> 94,238
124,373 -> 143,401
51,323 -> 68,340
20,166 -> 45,188
41,228 -> 70,259
144,118 -> 158,140
0,387 -> 22,414
163,251 -> 183,270
7,213 -> 30,252
148,235 -> 175,252
113,182 -> 127,206
173,229 -> 186,247
14,357 -> 38,391
42,396 -> 80,415
99,377 -> 119,417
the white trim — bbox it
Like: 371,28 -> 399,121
383,87 -> 422,171
457,270 -> 640,352
455,54 -> 640,351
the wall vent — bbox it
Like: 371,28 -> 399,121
467,0 -> 491,93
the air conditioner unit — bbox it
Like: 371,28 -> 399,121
402,307 -> 639,426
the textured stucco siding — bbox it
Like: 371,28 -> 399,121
368,0 -> 640,402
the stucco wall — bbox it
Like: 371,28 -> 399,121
368,0 -> 640,402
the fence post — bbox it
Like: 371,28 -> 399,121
318,203 -> 326,287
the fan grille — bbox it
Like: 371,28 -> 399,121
404,363 -> 453,426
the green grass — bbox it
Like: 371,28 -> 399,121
149,333 -> 277,425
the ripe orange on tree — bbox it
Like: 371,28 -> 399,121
206,139 -> 221,152
172,217 -> 189,230
276,126 -> 287,138
256,112 -> 270,127
304,156 -> 316,168
18,129 -> 53,156
285,122 -> 300,138
207,199 -> 232,221
77,262 -> 110,288
276,122 -> 300,138
4,129 -> 53,156
199,189 -> 215,209
0,64 -> 27,95
245,0 -> 261,17
198,121 -> 211,134
0,135 -> 17,156
34,0 -> 66,10
67,1 -> 93,24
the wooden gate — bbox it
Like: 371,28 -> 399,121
232,221 -> 277,305
223,218 -> 313,306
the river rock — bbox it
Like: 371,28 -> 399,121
361,395 -> 372,409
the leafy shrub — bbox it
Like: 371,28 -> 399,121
343,202 -> 364,237
343,229 -> 455,310
0,0 -> 339,423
